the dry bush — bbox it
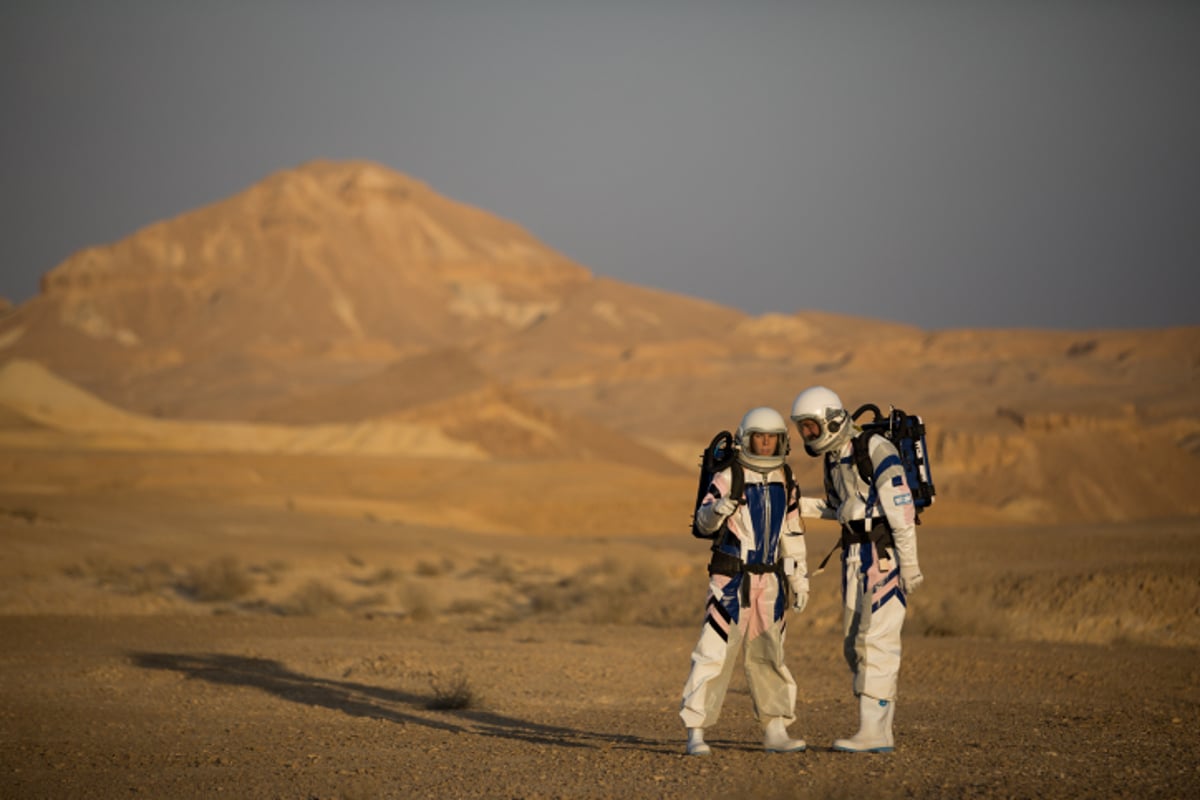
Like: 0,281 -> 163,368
426,668 -> 475,710
913,595 -> 1011,640
121,560 -> 176,596
247,560 -> 289,586
346,591 -> 390,612
415,558 -> 455,577
2,506 -> 41,523
398,584 -> 435,622
523,575 -> 588,616
352,566 -> 401,587
180,556 -> 254,602
518,560 -> 695,627
464,554 -> 519,584
446,597 -> 489,615
282,580 -> 345,616
1066,339 -> 1098,357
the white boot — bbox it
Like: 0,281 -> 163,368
686,727 -> 711,756
832,695 -> 895,753
762,717 -> 807,753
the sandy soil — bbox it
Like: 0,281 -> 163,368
2,463 -> 1199,799
3,616 -> 1197,800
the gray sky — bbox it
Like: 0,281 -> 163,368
3,2 -> 1198,330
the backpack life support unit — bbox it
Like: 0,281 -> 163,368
812,403 -> 936,575
846,403 -> 936,523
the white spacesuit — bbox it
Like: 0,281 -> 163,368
680,407 -> 810,756
790,386 -> 924,753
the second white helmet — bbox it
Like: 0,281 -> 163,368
790,386 -> 852,456
735,406 -> 790,473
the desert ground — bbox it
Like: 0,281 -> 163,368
2,448 -> 1197,800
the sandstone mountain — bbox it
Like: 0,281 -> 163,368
1,159 -> 1197,525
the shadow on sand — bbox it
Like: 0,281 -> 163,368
130,651 -> 673,753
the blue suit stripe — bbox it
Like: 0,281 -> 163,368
873,585 -> 905,611
873,454 -> 902,482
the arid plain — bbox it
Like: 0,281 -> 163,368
2,161 -> 1198,798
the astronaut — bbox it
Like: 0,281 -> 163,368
790,386 -> 924,753
680,407 -> 810,756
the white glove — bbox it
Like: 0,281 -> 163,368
899,563 -> 924,594
891,527 -> 923,595
713,496 -> 738,517
788,575 -> 809,613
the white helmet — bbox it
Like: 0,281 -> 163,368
735,406 -> 790,473
790,386 -> 852,456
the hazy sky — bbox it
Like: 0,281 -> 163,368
3,2 -> 1198,330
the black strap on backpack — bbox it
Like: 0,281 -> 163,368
850,432 -> 875,486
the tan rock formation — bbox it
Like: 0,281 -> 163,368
0,159 -> 1197,525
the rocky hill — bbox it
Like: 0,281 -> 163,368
1,159 -> 1197,524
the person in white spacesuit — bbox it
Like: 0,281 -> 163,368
790,386 -> 924,753
679,407 -> 810,756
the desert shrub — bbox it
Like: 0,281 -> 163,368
516,560 -> 696,626
63,557 -> 116,583
427,669 -> 475,710
914,596 -> 1011,640
283,580 -> 344,616
445,597 -> 489,615
415,558 -> 455,577
181,556 -> 254,602
353,566 -> 401,587
523,575 -> 590,615
464,554 -> 519,584
2,506 -> 40,523
390,582 -> 434,621
347,591 -> 390,612
121,560 -> 175,595
634,596 -> 703,628
624,563 -> 661,594
247,560 -> 289,586
1066,339 -> 1098,357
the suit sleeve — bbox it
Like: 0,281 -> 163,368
694,467 -> 736,536
779,475 -> 809,582
866,435 -> 920,567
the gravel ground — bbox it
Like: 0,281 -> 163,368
2,615 -> 1197,799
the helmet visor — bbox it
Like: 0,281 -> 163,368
747,430 -> 782,456
794,415 -> 825,443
